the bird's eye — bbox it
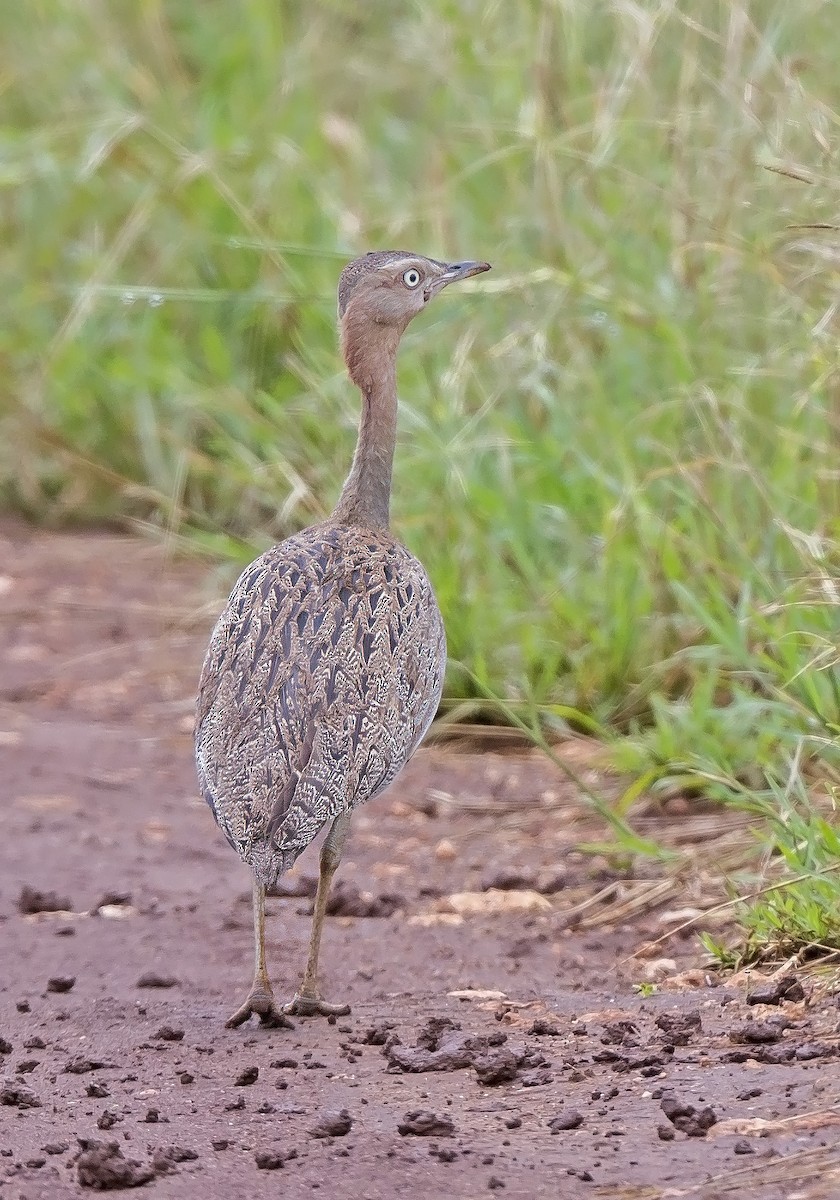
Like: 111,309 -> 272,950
402,268 -> 422,288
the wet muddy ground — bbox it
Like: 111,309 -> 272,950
1,520 -> 839,1198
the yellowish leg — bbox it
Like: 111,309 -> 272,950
283,812 -> 352,1018
226,878 -> 294,1029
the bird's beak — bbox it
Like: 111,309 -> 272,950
427,260 -> 492,298
441,260 -> 492,285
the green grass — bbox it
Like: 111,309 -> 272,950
4,1 -> 840,953
700,774 -> 840,967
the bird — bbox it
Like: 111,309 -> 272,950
195,250 -> 491,1029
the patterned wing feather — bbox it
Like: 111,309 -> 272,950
195,523 -> 445,885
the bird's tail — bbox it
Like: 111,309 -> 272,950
247,839 -> 300,889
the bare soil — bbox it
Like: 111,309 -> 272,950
1,519 -> 838,1199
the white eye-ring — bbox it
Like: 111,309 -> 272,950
402,268 -> 422,288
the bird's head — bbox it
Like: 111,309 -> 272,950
337,251 -> 491,388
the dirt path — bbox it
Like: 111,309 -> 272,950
1,520 -> 838,1198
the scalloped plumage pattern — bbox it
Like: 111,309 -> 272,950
195,522 -> 445,886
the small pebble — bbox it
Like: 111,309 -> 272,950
310,1109 -> 352,1138
0,1079 -> 41,1109
255,1150 -> 285,1170
154,1026 -> 184,1042
398,1110 -> 455,1138
136,972 -> 179,989
548,1110 -> 584,1133
18,886 -> 71,914
46,976 -> 75,994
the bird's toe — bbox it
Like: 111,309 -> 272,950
226,988 -> 296,1030
282,993 -> 351,1018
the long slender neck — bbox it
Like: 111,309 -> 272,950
331,323 -> 400,530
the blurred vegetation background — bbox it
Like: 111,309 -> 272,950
4,1 -> 839,952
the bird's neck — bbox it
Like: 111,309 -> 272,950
332,356 -> 398,530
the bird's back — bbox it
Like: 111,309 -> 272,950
195,522 -> 445,885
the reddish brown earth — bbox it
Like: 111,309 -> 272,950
1,520 -> 839,1199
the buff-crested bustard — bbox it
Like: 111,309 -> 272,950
195,251 -> 491,1028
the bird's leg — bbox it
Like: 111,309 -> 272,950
283,811 -> 352,1018
226,878 -> 294,1029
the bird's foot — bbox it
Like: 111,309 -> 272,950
282,993 -> 351,1019
226,983 -> 295,1030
